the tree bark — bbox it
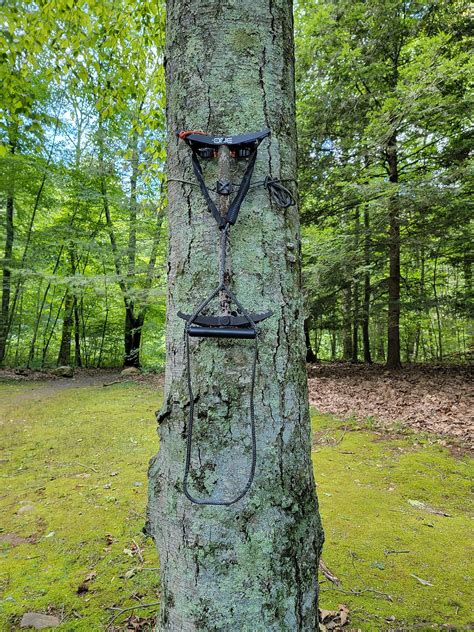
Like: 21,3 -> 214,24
147,1 -> 323,630
73,296 -> 82,367
124,304 -> 144,367
0,135 -> 16,365
57,290 -> 74,366
386,130 -> 402,369
304,317 -> 316,363
351,208 -> 360,363
342,284 -> 352,360
362,205 -> 372,363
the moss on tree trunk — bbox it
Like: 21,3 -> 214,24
147,1 -> 324,629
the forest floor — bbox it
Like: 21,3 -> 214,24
0,368 -> 472,630
308,362 -> 473,447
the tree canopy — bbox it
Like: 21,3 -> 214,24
0,0 -> 471,368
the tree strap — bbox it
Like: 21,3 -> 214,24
177,128 -> 275,505
188,142 -> 260,228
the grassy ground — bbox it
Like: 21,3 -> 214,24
0,380 -> 160,631
0,379 -> 472,630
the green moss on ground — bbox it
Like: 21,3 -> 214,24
312,414 -> 473,630
0,381 -> 161,631
0,381 -> 472,630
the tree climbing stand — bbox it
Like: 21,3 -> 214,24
177,128 -> 294,506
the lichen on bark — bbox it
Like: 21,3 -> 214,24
147,1 -> 324,630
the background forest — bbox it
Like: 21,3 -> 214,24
1,0 -> 472,371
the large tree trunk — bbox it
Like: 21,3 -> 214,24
147,1 -> 323,630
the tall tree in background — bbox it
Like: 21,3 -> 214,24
296,0 -> 472,367
147,0 -> 323,629
0,0 -> 167,369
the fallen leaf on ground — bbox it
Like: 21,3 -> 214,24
307,364 -> 473,444
84,571 -> 97,582
338,604 -> 349,626
125,615 -> 156,630
319,604 -> 350,629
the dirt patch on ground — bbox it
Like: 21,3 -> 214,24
0,367 -> 164,388
307,362 -> 473,445
0,533 -> 37,546
2,364 -> 471,444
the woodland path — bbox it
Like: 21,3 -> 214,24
1,364 -> 471,442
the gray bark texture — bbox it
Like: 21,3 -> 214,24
147,1 -> 324,630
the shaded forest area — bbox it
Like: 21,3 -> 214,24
1,0 -> 472,371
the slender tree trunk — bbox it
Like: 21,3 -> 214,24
386,130 -> 401,369
5,120 -> 59,352
97,265 -> 109,368
352,208 -> 360,362
73,296 -> 82,367
124,304 -> 144,367
123,131 -> 143,366
57,291 -> 74,366
433,248 -> 443,362
147,2 -> 323,630
342,284 -> 352,360
26,248 -> 63,368
362,205 -> 372,363
98,120 -> 157,368
0,136 -> 16,365
377,318 -> 385,361
41,291 -> 66,366
464,251 -> 472,320
331,329 -> 337,360
14,290 -> 23,366
304,317 -> 316,362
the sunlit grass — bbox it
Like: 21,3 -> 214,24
0,381 -> 161,631
312,414 -> 473,630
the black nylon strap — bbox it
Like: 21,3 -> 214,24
183,281 -> 259,506
191,146 -> 259,228
225,148 -> 258,225
191,151 -> 226,228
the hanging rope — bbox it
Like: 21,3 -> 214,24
182,223 -> 258,506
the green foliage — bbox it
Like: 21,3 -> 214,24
296,0 -> 473,362
1,0 -> 472,367
0,0 -> 167,369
